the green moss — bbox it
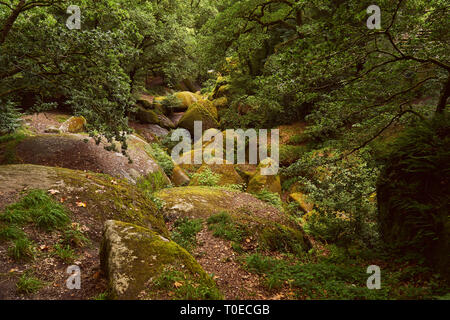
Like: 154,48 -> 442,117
247,171 -> 282,195
144,143 -> 174,176
101,220 -> 221,300
136,106 -> 159,124
56,168 -> 169,237
0,127 -> 32,164
259,223 -> 308,255
178,101 -> 219,134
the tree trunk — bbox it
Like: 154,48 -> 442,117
0,0 -> 25,46
437,74 -> 450,114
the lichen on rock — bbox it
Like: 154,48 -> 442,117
100,220 -> 221,300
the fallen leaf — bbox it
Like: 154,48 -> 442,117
174,281 -> 184,288
48,189 -> 60,195
76,202 -> 86,207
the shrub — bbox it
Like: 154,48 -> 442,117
377,115 -> 450,278
146,143 -> 175,176
0,101 -> 21,134
251,189 -> 283,209
191,167 -> 221,187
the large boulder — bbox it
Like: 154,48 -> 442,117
1,133 -> 168,184
174,91 -> 199,110
189,163 -> 244,187
247,159 -> 282,195
0,164 -> 168,237
171,165 -> 190,186
59,116 -> 86,133
155,187 -> 309,255
178,100 -> 219,135
136,107 -> 159,125
100,220 -> 221,300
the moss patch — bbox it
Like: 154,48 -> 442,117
100,220 -> 221,300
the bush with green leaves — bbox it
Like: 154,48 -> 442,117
283,149 -> 380,247
191,167 -> 221,187
377,115 -> 450,278
0,100 -> 21,134
146,144 -> 174,177
251,189 -> 283,210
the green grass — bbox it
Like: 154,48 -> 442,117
53,243 -> 77,263
243,245 -> 449,300
91,291 -> 110,300
171,218 -> 203,252
146,143 -> 175,176
16,272 -> 44,294
0,224 -> 26,241
207,212 -> 247,251
137,171 -> 170,195
61,228 -> 89,247
152,269 -> 222,300
0,190 -> 73,262
0,189 -> 70,230
251,189 -> 283,209
8,237 -> 34,261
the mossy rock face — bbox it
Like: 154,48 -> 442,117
189,163 -> 244,187
247,160 -> 282,195
136,95 -> 154,109
101,220 -> 220,300
0,164 -> 168,237
212,97 -> 228,109
171,165 -> 190,186
158,114 -> 175,129
59,116 -> 86,133
2,133 -> 167,184
289,192 -> 314,214
178,101 -> 219,135
155,187 -> 309,254
174,91 -> 199,110
155,187 -> 280,222
136,106 -> 160,125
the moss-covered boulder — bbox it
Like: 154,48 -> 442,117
100,220 -> 221,300
289,192 -> 314,214
212,97 -> 228,109
158,114 -> 175,129
136,95 -> 154,109
174,91 -> 199,110
247,159 -> 282,195
0,164 -> 168,237
178,101 -> 219,135
59,116 -> 86,133
171,165 -> 190,186
155,187 -> 309,254
189,163 -> 244,187
1,133 -> 168,184
136,106 -> 160,124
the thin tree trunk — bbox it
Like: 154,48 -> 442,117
437,74 -> 450,114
